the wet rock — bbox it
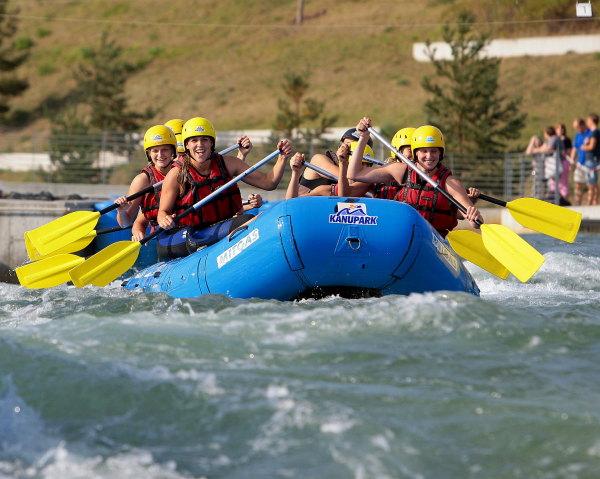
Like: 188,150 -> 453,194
0,262 -> 17,284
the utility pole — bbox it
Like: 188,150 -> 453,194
295,0 -> 305,25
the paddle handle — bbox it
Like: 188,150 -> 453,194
304,163 -> 338,182
303,156 -> 385,182
363,155 -> 385,166
219,143 -> 240,156
477,193 -> 507,208
96,225 -> 132,235
141,148 -> 282,245
367,127 -> 482,225
98,182 -> 163,215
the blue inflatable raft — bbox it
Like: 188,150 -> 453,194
120,196 -> 479,300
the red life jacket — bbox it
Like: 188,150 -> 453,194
140,164 -> 166,226
396,164 -> 458,237
372,181 -> 400,200
174,153 -> 242,228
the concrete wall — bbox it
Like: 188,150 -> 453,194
413,34 -> 600,62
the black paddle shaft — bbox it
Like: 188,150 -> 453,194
476,193 -> 507,208
96,225 -> 132,235
98,183 -> 162,215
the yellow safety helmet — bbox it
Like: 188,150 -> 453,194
391,127 -> 416,157
349,141 -> 375,163
164,118 -> 184,135
182,117 -> 216,148
165,119 -> 185,153
143,125 -> 177,151
411,125 -> 445,151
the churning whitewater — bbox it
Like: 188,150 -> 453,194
1,234 -> 600,478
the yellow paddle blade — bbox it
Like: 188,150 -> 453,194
16,254 -> 85,289
25,230 -> 97,261
27,211 -> 100,256
69,240 -> 141,287
446,230 -> 510,280
24,233 -> 42,261
480,224 -> 545,283
506,197 -> 582,243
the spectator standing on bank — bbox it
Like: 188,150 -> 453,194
570,118 -> 592,205
581,113 -> 600,205
526,126 -> 568,205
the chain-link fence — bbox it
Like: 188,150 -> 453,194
0,130 -> 570,203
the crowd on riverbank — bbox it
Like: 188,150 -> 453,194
525,113 -> 600,206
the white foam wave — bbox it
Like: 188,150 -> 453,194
110,363 -> 224,396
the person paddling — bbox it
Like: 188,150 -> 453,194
348,117 -> 482,237
115,125 -> 177,240
156,117 -> 291,257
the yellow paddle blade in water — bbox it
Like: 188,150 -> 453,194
506,198 -> 582,243
16,254 -> 85,289
27,211 -> 100,256
25,230 -> 97,261
69,240 -> 141,287
446,230 -> 510,280
480,224 -> 545,283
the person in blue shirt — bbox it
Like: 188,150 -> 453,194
581,113 -> 600,205
570,118 -> 592,205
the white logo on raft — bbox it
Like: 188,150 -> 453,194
329,202 -> 378,226
431,233 -> 460,273
216,228 -> 260,269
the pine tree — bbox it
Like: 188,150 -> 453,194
273,71 -> 337,146
74,32 -> 153,131
0,0 -> 30,125
421,11 -> 526,155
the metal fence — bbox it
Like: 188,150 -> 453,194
0,130 -> 568,203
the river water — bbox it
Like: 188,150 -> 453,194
1,234 -> 599,478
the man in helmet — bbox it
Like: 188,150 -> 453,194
347,117 -> 482,237
155,117 -> 292,257
115,125 -> 178,240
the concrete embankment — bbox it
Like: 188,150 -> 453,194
2,180 -> 599,282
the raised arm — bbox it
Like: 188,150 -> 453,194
285,153 -> 306,199
226,139 -> 293,190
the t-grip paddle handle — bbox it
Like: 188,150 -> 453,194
367,127 -> 483,227
140,148 -> 283,246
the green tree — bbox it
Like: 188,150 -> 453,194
48,108 -> 102,183
420,11 -> 526,155
273,71 -> 338,145
74,32 -> 153,131
0,0 -> 31,125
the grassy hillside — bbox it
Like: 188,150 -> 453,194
4,0 -> 600,152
